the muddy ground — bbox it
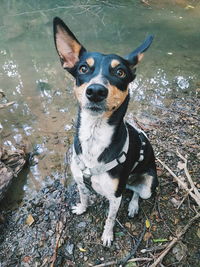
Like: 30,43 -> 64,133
0,96 -> 199,267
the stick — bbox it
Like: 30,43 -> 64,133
0,101 -> 15,109
157,158 -> 200,207
119,225 -> 146,266
50,219 -> 66,267
92,261 -> 117,267
92,225 -> 146,267
149,212 -> 200,267
176,150 -> 200,199
128,257 -> 152,262
116,218 -> 136,239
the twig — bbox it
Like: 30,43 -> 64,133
92,261 -> 117,267
176,150 -> 200,199
157,158 -> 200,207
141,244 -> 167,254
128,257 -> 153,262
92,225 -> 146,267
0,101 -> 15,109
119,225 -> 146,266
149,212 -> 200,267
116,218 -> 136,239
177,189 -> 192,209
50,219 -> 66,267
140,0 -> 151,6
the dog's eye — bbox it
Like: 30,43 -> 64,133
79,65 -> 89,74
116,69 -> 126,78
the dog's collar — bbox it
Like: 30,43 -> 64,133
74,127 -> 129,179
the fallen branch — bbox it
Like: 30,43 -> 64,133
176,150 -> 200,200
157,158 -> 200,207
152,155 -> 200,266
149,212 -> 200,267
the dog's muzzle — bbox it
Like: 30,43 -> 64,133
86,83 -> 108,103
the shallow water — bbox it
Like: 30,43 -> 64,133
0,0 -> 199,205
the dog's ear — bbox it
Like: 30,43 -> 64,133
53,17 -> 86,72
125,35 -> 154,68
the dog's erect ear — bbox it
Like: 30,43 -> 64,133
53,17 -> 86,71
125,35 -> 154,68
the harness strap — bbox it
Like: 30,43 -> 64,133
74,127 -> 129,178
74,128 -> 146,193
130,131 -> 146,172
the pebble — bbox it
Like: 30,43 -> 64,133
77,222 -> 87,228
66,243 -> 74,255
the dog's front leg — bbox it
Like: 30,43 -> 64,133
101,196 -> 122,247
71,156 -> 89,215
72,182 -> 89,214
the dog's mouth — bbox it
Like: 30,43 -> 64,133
84,102 -> 106,114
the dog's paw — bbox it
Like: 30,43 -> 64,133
101,229 -> 113,247
71,203 -> 87,215
128,201 -> 139,217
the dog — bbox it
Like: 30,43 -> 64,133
53,17 -> 158,247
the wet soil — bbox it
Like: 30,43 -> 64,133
0,96 -> 199,267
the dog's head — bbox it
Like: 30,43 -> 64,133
53,17 -> 153,116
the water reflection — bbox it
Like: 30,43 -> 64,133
0,0 -> 199,203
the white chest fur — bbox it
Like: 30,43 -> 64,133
79,110 -> 114,168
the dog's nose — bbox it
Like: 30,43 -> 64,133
86,84 -> 108,102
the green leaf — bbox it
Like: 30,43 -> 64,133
125,261 -> 137,267
145,219 -> 151,228
115,232 -> 125,237
153,238 -> 168,243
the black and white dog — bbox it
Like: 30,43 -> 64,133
53,17 -> 158,247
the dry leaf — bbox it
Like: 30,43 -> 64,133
177,161 -> 185,170
26,214 -> 35,226
22,256 -> 31,263
174,218 -> 179,225
152,225 -> 157,231
143,231 -> 152,241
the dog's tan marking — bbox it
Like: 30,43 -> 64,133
104,83 -> 128,117
112,178 -> 119,191
137,53 -> 144,63
55,26 -> 82,68
111,59 -> 120,68
74,83 -> 87,104
86,57 -> 95,67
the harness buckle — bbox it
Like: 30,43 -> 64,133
116,151 -> 127,164
83,168 -> 92,178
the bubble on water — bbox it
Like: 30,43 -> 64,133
13,134 -> 23,144
33,143 -> 47,154
0,123 -> 3,132
23,124 -> 33,136
64,124 -> 72,131
175,76 -> 190,90
3,140 -> 16,151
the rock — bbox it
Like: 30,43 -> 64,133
0,147 -> 27,201
66,242 -> 74,255
77,222 -> 87,228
